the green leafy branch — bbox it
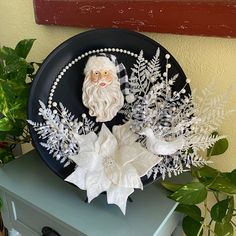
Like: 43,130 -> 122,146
162,135 -> 236,236
0,39 -> 38,164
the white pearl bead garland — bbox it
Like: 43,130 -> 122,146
47,48 -> 139,108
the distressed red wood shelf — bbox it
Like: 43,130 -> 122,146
33,0 -> 236,37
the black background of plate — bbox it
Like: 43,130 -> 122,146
28,28 -> 190,186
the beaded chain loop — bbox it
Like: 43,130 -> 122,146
47,48 -> 145,108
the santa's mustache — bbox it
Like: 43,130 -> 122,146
97,80 -> 110,88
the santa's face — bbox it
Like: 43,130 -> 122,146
82,71 -> 124,122
82,55 -> 125,122
90,70 -> 113,88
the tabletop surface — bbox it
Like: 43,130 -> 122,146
0,150 -> 180,236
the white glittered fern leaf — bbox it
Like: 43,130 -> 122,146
28,101 -> 98,167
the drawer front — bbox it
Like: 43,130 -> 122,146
6,193 -> 86,236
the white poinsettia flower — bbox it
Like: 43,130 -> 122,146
65,122 -> 162,214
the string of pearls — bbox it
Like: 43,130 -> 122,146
48,48 -> 143,108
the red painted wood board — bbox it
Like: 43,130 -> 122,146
33,0 -> 236,37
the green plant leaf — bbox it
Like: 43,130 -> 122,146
224,197 -> 234,223
226,169 -> 236,186
211,199 -> 229,222
214,222 -> 233,236
0,117 -> 13,131
207,132 -> 228,156
0,59 -> 6,78
195,166 -> 219,186
161,181 -> 184,192
0,146 -> 14,164
8,123 -> 24,136
0,132 -> 7,141
15,39 -> 36,59
1,80 -> 16,105
0,46 -> 17,62
182,216 -> 203,236
196,166 -> 219,178
170,182 -> 207,205
0,83 -> 10,116
210,176 -> 236,194
0,78 -> 29,121
0,46 -> 28,74
176,204 -> 203,222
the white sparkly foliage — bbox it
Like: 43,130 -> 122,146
120,48 -> 231,179
28,101 -> 98,166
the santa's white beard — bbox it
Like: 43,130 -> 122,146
82,77 -> 124,122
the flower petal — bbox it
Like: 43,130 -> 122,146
107,185 -> 134,215
119,163 -> 143,189
103,158 -> 121,185
74,152 -> 104,171
86,171 -> 111,203
96,124 -> 118,157
132,150 -> 163,177
75,132 -> 97,153
64,166 -> 87,190
115,144 -> 142,166
112,121 -> 138,146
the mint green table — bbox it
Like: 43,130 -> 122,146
0,150 -> 182,236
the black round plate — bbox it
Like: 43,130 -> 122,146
28,28 -> 188,185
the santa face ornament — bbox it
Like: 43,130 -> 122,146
90,69 -> 113,89
82,55 -> 124,122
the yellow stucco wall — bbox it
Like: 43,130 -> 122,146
1,1 -> 236,172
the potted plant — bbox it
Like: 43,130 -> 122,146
162,136 -> 236,236
0,39 -> 39,235
0,39 -> 38,164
